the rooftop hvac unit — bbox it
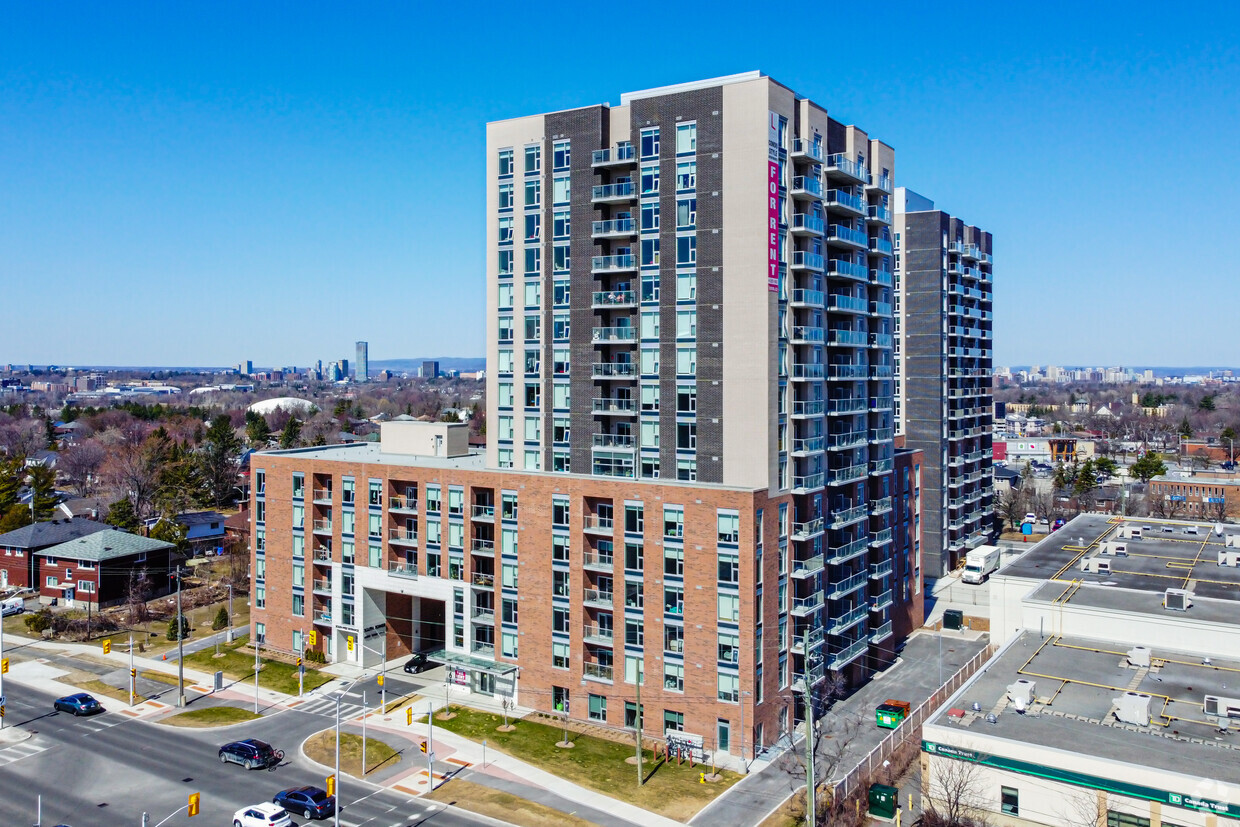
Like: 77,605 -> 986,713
1127,646 -> 1152,668
1102,542 -> 1129,557
1007,679 -> 1036,707
1164,588 -> 1193,612
1226,533 -> 1240,549
1113,692 -> 1152,726
1204,695 -> 1240,720
1081,556 -> 1112,574
1219,548 -> 1240,567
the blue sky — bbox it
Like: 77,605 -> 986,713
2,1 -> 1237,368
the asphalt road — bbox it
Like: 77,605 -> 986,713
0,683 -> 496,827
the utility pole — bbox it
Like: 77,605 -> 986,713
333,695 -> 342,827
254,637 -> 260,714
226,583 -> 234,643
129,633 -> 135,707
175,568 -> 186,708
427,700 -> 435,790
1,606 -> 6,731
635,671 -> 643,786
361,691 -> 367,777
802,629 -> 816,827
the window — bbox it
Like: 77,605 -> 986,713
640,310 -> 660,340
641,347 -> 659,375
553,351 -> 568,377
1000,787 -> 1019,817
523,247 -> 540,275
625,699 -> 643,726
676,161 -> 696,191
641,384 -> 660,413
499,183 -> 514,210
625,580 -> 644,609
524,213 -> 540,242
588,694 -> 607,722
641,272 -> 660,302
552,534 -> 570,562
718,553 -> 740,584
524,179 -> 540,207
640,164 -> 659,196
552,175 -> 570,204
676,197 -> 697,230
718,632 -> 740,664
641,202 -> 660,232
641,237 -> 660,267
676,310 -> 696,339
718,672 -> 739,703
552,383 -> 570,409
718,593 -> 740,622
625,619 -> 644,647
502,598 -> 518,625
255,585 -> 266,609
676,422 -> 696,450
524,383 -> 540,409
552,686 -> 570,714
552,569 -> 570,598
553,279 -> 570,306
497,317 -> 513,344
502,632 -> 518,659
676,346 -> 697,376
524,315 -> 540,341
624,503 -> 643,534
664,623 -> 683,654
663,661 -> 684,692
676,235 -> 696,265
718,512 -> 740,544
553,641 -> 570,669
664,710 -> 684,732
676,384 -> 696,414
553,245 -> 570,272
524,145 -> 540,174
255,622 -> 266,645
663,506 -> 684,539
552,607 -> 570,633
624,541 -> 644,571
553,140 -> 570,170
498,148 -> 514,176
497,283 -> 513,309
498,249 -> 514,275
292,474 -> 304,499
676,122 -> 696,154
664,584 -> 684,615
1107,813 -> 1154,827
625,657 -> 644,687
498,216 -> 513,243
663,546 -> 684,577
553,210 -> 570,239
676,271 -> 696,301
640,127 -> 659,159
523,416 -> 541,442
553,313 -> 570,340
552,417 -> 570,443
552,498 -> 570,526
640,420 -> 660,449
292,594 -> 304,617
502,562 -> 518,589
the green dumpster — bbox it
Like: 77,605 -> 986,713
868,782 -> 898,819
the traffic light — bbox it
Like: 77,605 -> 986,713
419,740 -> 427,754
377,674 -> 384,687
1,657 -> 8,674
406,707 -> 413,725
130,668 -> 136,679
187,792 -> 200,817
308,630 -> 317,646
347,635 -> 354,652
326,774 -> 336,796
102,639 -> 111,655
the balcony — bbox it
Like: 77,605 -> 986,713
388,561 -> 418,579
870,458 -> 894,475
791,399 -> 825,418
791,473 -> 825,493
870,559 -> 893,580
591,218 -> 637,239
871,427 -> 894,443
826,570 -> 867,600
583,588 -> 614,608
868,173 -> 893,193
791,436 -> 824,455
827,638 -> 869,671
791,518 -> 824,540
790,288 -> 824,307
869,333 -> 893,349
592,397 -> 636,415
871,589 -> 894,611
827,224 -> 868,249
470,538 -> 495,557
827,259 -> 868,281
830,503 -> 868,529
870,527 -> 893,546
791,626 -> 825,656
870,620 -> 894,644
824,154 -> 868,183
471,642 -> 496,657
827,431 -> 867,451
790,175 -> 823,200
826,397 -> 866,415
388,527 -> 418,546
872,496 -> 893,514
583,514 -> 615,535
827,363 -> 868,380
591,326 -> 636,343
311,578 -> 332,595
591,254 -> 637,273
472,606 -> 496,624
312,519 -> 333,535
793,552 -> 823,580
866,204 -> 892,224
791,250 -> 824,272
583,624 -> 614,645
790,138 -> 824,163
792,593 -> 825,617
828,604 -> 869,636
827,465 -> 868,486
870,396 -> 894,411
592,361 -> 637,379
592,145 -> 636,167
313,612 -> 332,626
826,329 -> 868,348
791,213 -> 825,236
389,496 -> 418,513
791,325 -> 825,344
868,235 -> 897,255
472,572 -> 495,589
583,552 -> 614,571
592,290 -> 637,309
791,363 -> 825,380
468,504 -> 494,522
870,268 -> 893,287
824,189 -> 865,215
591,182 -> 636,203
583,662 -> 614,683
826,294 -> 868,314
312,488 -> 333,504
312,547 -> 333,564
870,301 -> 893,317
827,536 -> 869,565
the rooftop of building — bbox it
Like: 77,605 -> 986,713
927,629 -> 1240,786
997,513 -> 1240,606
1151,474 -> 1240,487
0,517 -> 109,550
35,528 -> 174,562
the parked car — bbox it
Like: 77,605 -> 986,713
53,693 -> 102,716
232,802 -> 292,827
403,652 -> 432,674
219,738 -> 281,770
273,786 -> 335,820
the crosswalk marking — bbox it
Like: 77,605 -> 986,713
0,740 -> 50,767
294,696 -> 367,720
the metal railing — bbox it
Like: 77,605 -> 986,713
583,662 -> 614,682
388,527 -> 418,544
591,254 -> 637,272
388,562 -> 418,579
591,182 -> 635,200
591,218 -> 637,236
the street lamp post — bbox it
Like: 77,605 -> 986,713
332,693 -> 344,827
254,638 -> 261,714
174,568 -> 186,708
739,689 -> 752,773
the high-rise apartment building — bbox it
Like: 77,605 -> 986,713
893,188 -> 994,577
251,73 -> 922,760
356,341 -> 369,382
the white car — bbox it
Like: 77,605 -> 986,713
232,802 -> 292,827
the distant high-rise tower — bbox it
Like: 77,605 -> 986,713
420,360 -> 440,379
356,342 -> 369,382
893,187 -> 994,577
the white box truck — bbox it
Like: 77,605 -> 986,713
961,545 -> 1002,584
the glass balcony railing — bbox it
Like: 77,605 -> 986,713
826,571 -> 867,600
792,399 -> 825,416
591,218 -> 637,237
592,433 -> 635,449
826,294 -> 868,313
592,145 -> 636,166
591,254 -> 636,272
791,288 -> 825,305
591,182 -> 635,201
824,189 -> 865,212
791,138 -> 824,162
828,225 -> 868,246
867,204 -> 892,223
792,250 -> 824,270
791,176 -> 823,198
824,154 -> 867,181
827,329 -> 868,347
827,363 -> 868,380
792,325 -> 825,343
830,503 -> 868,528
592,361 -> 637,378
591,326 -> 636,342
827,397 -> 866,414
827,536 -> 869,564
827,465 -> 868,486
792,213 -> 825,234
827,259 -> 868,280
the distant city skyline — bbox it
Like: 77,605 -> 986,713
2,3 -> 1237,366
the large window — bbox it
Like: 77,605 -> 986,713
1000,787 -> 1018,817
675,123 -> 696,155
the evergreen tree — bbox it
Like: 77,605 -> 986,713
27,464 -> 58,522
1178,416 -> 1193,439
279,418 -> 303,449
245,411 -> 272,445
0,504 -> 31,534
199,415 -> 242,508
105,497 -> 140,532
1073,458 -> 1099,498
0,456 -> 24,514
1129,451 -> 1168,483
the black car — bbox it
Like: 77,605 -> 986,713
53,693 -> 103,716
273,786 -> 335,820
219,738 -> 281,770
403,653 -> 432,674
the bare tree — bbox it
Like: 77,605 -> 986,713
1059,788 -> 1108,827
921,755 -> 991,826
126,568 -> 152,626
101,436 -> 166,519
59,439 -> 106,497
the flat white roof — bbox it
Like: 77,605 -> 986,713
620,71 -> 763,105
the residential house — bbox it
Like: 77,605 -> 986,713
35,529 -> 178,609
0,518 -> 110,591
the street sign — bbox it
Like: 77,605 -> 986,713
427,751 -> 436,763
213,671 -> 224,691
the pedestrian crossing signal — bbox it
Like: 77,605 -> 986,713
419,740 -> 427,754
187,792 -> 200,817
102,639 -> 111,655
326,774 -> 336,796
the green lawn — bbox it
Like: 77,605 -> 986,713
429,708 -> 741,821
183,634 -> 332,694
161,706 -> 262,728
